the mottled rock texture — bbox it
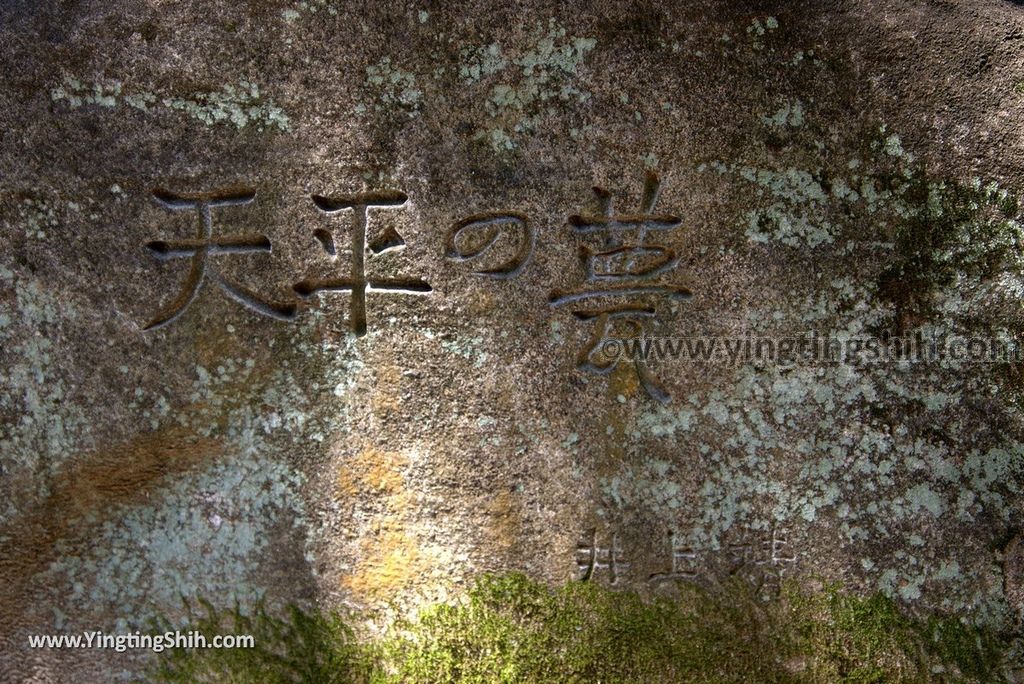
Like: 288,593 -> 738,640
3,0 -> 1024,678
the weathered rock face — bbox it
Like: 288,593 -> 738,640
3,0 -> 1024,677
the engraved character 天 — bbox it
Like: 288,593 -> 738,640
549,171 -> 692,403
141,189 -> 297,331
294,190 -> 431,336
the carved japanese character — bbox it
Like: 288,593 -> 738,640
648,529 -> 698,584
576,529 -> 629,584
445,212 -> 534,278
294,190 -> 431,336
550,172 -> 691,402
142,189 -> 296,331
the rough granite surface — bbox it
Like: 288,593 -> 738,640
3,0 -> 1024,678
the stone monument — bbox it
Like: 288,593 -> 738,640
2,0 -> 1024,678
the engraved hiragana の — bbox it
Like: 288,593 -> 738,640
445,211 -> 535,278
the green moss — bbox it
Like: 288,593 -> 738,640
153,598 -> 372,684
876,174 -> 1023,322
923,616 -> 1008,682
151,574 -> 1017,683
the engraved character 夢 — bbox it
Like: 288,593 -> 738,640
549,171 -> 692,403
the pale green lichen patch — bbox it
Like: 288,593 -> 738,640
51,75 -> 136,110
877,175 -> 1024,319
281,0 -> 338,22
50,76 -> 121,108
707,162 -> 835,247
440,334 -> 489,367
706,114 -> 1023,259
123,91 -> 158,111
50,75 -> 291,132
627,283 -> 1022,625
0,257 -> 91,523
352,18 -> 596,145
42,430 -> 306,633
622,110 -> 1024,627
747,16 -> 780,50
14,197 -> 60,239
640,152 -> 659,168
365,58 -> 423,114
459,19 -> 596,151
600,458 -> 684,514
163,81 -> 291,131
762,99 -> 805,128
459,44 -> 507,83
10,297 -> 365,631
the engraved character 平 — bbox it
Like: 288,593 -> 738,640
293,190 -> 432,336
